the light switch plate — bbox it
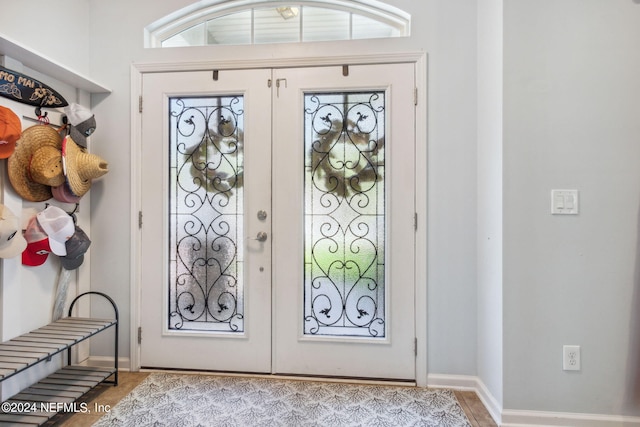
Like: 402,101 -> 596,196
551,189 -> 579,215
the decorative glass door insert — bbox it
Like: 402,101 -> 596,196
304,92 -> 386,338
169,95 -> 245,333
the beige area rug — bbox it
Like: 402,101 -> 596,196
92,372 -> 471,426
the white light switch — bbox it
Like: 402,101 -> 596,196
551,189 -> 579,215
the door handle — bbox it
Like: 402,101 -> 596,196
252,231 -> 268,242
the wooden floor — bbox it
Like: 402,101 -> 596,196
49,371 -> 497,427
455,390 -> 498,427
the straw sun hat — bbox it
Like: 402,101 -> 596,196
8,125 -> 63,202
62,135 -> 108,197
8,125 -> 109,202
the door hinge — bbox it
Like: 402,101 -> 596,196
139,95 -> 143,113
414,87 -> 418,106
138,326 -> 142,344
268,79 -> 272,88
138,211 -> 143,229
414,212 -> 418,231
414,337 -> 418,356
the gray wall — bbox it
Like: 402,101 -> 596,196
504,0 -> 640,416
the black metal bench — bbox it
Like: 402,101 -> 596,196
0,292 -> 118,426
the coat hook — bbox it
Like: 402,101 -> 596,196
35,106 -> 49,124
35,106 -> 47,118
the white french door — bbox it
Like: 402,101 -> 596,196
139,63 -> 417,379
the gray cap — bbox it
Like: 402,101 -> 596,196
69,116 -> 96,148
60,226 -> 91,270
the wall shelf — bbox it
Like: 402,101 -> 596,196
0,33 -> 111,94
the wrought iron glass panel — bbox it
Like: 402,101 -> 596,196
304,92 -> 386,338
168,96 -> 244,333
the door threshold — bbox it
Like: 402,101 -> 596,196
140,367 -> 417,387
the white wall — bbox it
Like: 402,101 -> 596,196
504,0 -> 640,416
0,0 -> 91,77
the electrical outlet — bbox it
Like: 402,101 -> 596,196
563,345 -> 581,371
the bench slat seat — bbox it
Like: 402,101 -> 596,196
0,318 -> 116,382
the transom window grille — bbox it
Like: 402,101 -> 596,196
146,1 -> 410,47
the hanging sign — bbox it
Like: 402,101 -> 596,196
0,65 -> 68,108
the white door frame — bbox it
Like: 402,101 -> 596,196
129,51 -> 428,386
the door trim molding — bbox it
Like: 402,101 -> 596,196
133,52 -> 425,73
130,51 -> 428,386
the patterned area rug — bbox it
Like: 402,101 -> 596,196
93,373 -> 471,426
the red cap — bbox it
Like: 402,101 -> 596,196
0,106 -> 21,159
22,216 -> 51,266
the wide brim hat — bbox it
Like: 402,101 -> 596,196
29,145 -> 65,187
8,125 -> 62,202
62,136 -> 108,197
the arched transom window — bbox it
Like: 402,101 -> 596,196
146,0 -> 410,47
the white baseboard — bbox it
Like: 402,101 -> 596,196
501,410 -> 640,427
428,374 -> 640,427
79,355 -> 131,371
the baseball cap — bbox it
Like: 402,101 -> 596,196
52,181 -> 82,204
22,215 -> 51,266
0,106 -> 21,159
36,206 -> 74,256
60,226 -> 91,270
64,103 -> 95,148
0,204 -> 27,258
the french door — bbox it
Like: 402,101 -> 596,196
139,63 -> 417,379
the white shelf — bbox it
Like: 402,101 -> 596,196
0,33 -> 110,94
